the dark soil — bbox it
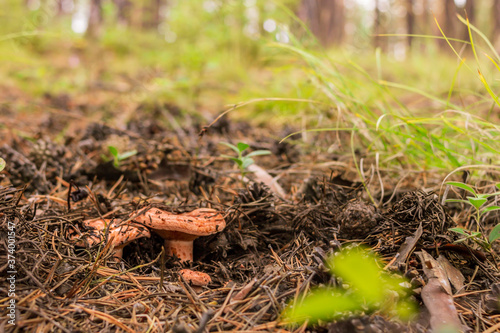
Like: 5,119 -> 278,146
1,99 -> 499,332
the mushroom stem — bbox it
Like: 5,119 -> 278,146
113,246 -> 124,260
132,208 -> 226,263
165,239 -> 194,262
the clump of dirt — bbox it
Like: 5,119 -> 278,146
337,199 -> 381,239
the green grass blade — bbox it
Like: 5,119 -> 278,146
447,58 -> 466,107
456,14 -> 500,62
484,53 -> 500,73
379,80 -> 461,110
433,15 -> 468,70
464,14 -> 480,70
478,70 -> 500,108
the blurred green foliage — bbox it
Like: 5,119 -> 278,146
282,247 -> 416,326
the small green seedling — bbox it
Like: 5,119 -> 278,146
220,142 -> 270,178
0,157 -> 5,172
447,227 -> 491,249
282,247 -> 416,326
445,182 -> 500,245
104,146 -> 138,168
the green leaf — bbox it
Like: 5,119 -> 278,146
450,227 -> 482,239
237,142 -> 250,153
478,192 -> 500,199
241,157 -> 254,170
449,227 -> 469,236
283,247 -> 416,325
481,206 -> 500,214
108,146 -> 119,157
454,237 -> 468,244
445,182 -> 477,197
221,155 -> 243,167
394,299 -> 418,321
328,248 -> 385,303
445,199 -> 471,205
496,184 -> 500,191
246,150 -> 271,158
282,289 -> 362,324
467,197 -> 487,210
118,150 -> 137,160
489,224 -> 500,243
0,157 -> 5,172
220,142 -> 240,154
229,157 -> 243,167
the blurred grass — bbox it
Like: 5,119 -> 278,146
272,17 -> 500,172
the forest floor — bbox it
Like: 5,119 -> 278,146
1,64 -> 500,333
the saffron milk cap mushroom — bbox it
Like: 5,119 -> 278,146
132,208 -> 225,262
179,269 -> 212,293
71,218 -> 151,259
179,269 -> 212,287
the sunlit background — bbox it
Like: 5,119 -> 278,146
10,0 -> 496,60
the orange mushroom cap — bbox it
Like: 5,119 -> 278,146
179,269 -> 212,287
70,218 -> 150,259
132,208 -> 225,262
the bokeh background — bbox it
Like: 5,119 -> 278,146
1,0 -> 500,170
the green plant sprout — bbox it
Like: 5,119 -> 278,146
220,142 -> 270,178
282,247 -> 416,326
104,146 -> 138,168
445,182 -> 500,245
0,157 -> 5,172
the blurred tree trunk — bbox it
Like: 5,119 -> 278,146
420,0 -> 431,52
373,0 -> 380,48
422,0 -> 430,33
114,0 -> 132,26
438,0 -> 456,50
493,0 -> 500,50
130,1 -> 143,29
86,0 -> 103,39
373,0 -> 387,51
143,0 -> 163,30
406,0 -> 414,49
57,0 -> 64,14
298,0 -> 345,47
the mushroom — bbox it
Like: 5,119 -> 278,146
179,269 -> 211,292
70,218 -> 151,259
132,208 -> 225,262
